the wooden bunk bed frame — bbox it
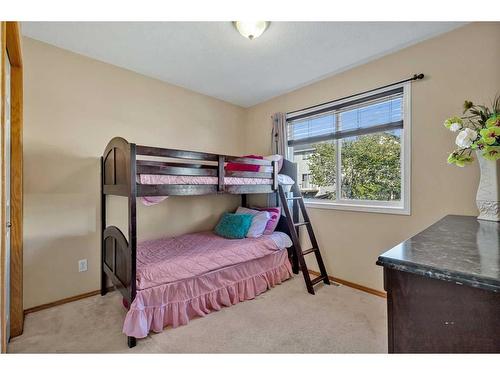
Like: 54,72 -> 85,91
100,137 -> 300,348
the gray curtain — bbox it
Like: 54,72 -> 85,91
271,112 -> 287,157
270,112 -> 288,207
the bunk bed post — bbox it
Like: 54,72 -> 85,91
128,143 -> 138,348
100,156 -> 108,296
273,159 -> 280,206
241,194 -> 248,208
217,155 -> 225,192
272,160 -> 278,191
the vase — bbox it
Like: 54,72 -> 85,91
476,151 -> 500,221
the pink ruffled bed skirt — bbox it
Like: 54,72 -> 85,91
123,250 -> 292,338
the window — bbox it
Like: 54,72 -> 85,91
286,83 -> 411,214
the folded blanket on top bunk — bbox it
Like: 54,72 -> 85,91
138,173 -> 295,206
123,231 -> 293,338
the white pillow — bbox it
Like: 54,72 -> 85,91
277,174 -> 295,185
235,207 -> 270,238
263,154 -> 284,172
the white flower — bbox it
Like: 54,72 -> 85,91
449,122 -> 462,132
455,128 -> 478,148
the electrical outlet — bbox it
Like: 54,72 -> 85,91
78,259 -> 88,272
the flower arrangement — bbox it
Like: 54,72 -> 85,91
445,95 -> 500,166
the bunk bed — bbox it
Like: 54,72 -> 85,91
100,137 -> 301,348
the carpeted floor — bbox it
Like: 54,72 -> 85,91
8,276 -> 387,353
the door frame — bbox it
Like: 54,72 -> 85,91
1,21 -> 23,352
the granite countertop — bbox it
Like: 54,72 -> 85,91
377,215 -> 500,292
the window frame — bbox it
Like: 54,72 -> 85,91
286,82 -> 411,215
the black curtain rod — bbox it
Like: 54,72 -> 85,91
287,73 -> 424,118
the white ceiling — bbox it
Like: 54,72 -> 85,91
22,22 -> 465,107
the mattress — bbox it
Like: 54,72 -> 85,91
136,231 -> 292,290
124,232 -> 293,338
138,174 -> 295,205
138,173 -> 294,186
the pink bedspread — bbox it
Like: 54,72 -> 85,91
136,231 -> 286,290
124,234 -> 293,338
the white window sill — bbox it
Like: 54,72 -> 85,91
304,200 -> 410,215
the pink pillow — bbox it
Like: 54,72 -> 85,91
253,207 -> 281,235
226,155 -> 263,172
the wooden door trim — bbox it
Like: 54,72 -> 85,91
6,23 -> 22,68
1,22 -> 23,350
6,21 -> 23,339
0,21 -> 6,354
8,22 -> 23,338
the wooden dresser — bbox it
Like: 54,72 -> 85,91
377,215 -> 500,353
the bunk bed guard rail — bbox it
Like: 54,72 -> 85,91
102,137 -> 279,197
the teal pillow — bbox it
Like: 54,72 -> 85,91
214,213 -> 253,239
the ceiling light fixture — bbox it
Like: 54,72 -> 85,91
233,21 -> 270,40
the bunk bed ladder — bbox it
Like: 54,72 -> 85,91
278,185 -> 330,295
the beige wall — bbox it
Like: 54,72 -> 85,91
23,37 -> 245,308
244,22 -> 500,292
